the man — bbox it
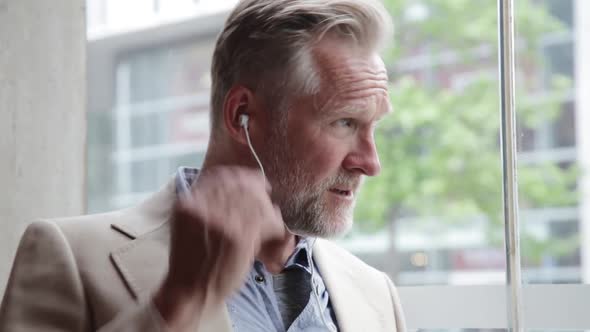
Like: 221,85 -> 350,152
0,0 -> 406,331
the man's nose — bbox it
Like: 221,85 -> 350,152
342,134 -> 381,176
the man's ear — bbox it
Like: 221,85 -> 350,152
222,85 -> 259,145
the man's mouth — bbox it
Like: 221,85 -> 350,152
328,188 -> 353,197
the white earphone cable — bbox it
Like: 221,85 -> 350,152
242,120 -> 266,183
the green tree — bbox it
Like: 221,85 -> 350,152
354,0 -> 578,277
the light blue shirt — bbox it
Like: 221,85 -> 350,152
175,167 -> 339,331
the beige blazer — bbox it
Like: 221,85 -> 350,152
0,179 -> 406,332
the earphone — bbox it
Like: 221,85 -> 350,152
239,114 -> 266,182
239,113 -> 337,332
239,113 -> 249,129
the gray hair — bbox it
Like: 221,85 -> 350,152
209,0 -> 393,137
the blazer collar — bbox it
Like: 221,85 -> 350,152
110,179 -> 176,239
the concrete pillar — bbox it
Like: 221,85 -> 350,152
0,0 -> 86,294
575,0 -> 590,283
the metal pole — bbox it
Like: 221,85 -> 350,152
498,0 -> 524,331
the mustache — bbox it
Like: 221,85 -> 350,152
322,171 -> 363,192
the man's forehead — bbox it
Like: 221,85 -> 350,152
312,37 -> 387,73
311,45 -> 388,99
303,38 -> 390,117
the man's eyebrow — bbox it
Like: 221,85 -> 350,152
325,105 -> 366,117
322,100 -> 393,119
338,106 -> 366,115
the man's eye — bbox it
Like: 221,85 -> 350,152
335,118 -> 355,128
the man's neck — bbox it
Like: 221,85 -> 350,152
256,231 -> 298,275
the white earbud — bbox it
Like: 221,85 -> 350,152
239,113 -> 249,129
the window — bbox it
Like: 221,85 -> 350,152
86,0 -> 590,329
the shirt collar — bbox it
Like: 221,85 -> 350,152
281,237 -> 316,274
175,166 -> 199,196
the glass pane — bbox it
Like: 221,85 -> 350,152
515,0 -> 583,285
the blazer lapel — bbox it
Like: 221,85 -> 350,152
109,179 -> 233,332
109,179 -> 176,301
313,239 -> 389,332
110,222 -> 170,300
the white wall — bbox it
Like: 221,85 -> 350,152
0,0 -> 87,294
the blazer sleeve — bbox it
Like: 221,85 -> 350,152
383,272 -> 407,332
0,220 -> 168,332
